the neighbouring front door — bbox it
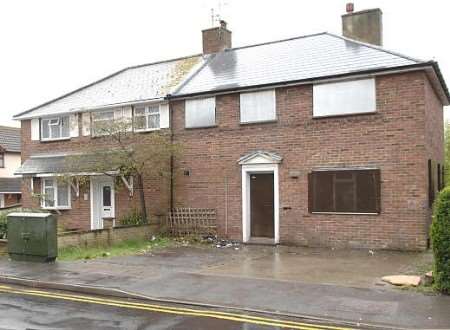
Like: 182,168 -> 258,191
91,176 -> 115,230
250,173 -> 274,238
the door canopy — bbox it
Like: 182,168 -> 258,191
237,150 -> 282,165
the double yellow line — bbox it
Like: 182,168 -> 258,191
0,285 -> 353,330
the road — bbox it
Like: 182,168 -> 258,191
0,284 -> 356,330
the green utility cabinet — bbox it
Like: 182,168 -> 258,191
7,213 -> 57,262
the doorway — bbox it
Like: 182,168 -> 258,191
250,173 -> 274,238
90,176 -> 115,230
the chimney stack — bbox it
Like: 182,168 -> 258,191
342,3 -> 383,46
202,20 -> 232,54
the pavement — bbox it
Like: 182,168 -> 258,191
0,244 -> 449,329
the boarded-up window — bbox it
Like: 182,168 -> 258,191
313,78 -> 376,117
308,169 -> 380,213
240,90 -> 276,123
185,97 -> 216,128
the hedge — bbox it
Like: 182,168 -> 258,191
431,187 -> 450,293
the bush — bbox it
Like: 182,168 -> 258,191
119,208 -> 147,226
431,187 -> 450,293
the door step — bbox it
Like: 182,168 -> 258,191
246,237 -> 276,245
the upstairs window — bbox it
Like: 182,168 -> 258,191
92,111 -> 115,136
185,97 -> 216,128
41,116 -> 70,140
134,105 -> 160,131
0,153 -> 4,168
313,78 -> 376,117
42,178 -> 70,209
308,169 -> 381,214
240,90 -> 276,123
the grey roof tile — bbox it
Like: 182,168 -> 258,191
0,178 -> 21,193
173,32 -> 423,96
0,126 -> 21,153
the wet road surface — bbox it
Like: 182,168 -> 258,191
0,284 -> 353,330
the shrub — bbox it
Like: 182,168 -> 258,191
119,208 -> 147,226
431,187 -> 450,293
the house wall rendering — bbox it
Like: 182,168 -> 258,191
0,153 -> 20,177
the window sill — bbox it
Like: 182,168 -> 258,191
185,125 -> 218,130
40,137 -> 71,143
240,119 -> 278,126
134,128 -> 162,133
311,212 -> 379,216
312,111 -> 377,120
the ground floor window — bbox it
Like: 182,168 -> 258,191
308,169 -> 380,214
41,178 -> 71,209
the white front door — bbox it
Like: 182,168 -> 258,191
91,176 -> 115,230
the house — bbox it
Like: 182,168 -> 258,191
14,5 -> 449,250
0,126 -> 21,208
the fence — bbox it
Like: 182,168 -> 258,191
166,208 -> 216,236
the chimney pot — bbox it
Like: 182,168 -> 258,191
346,3 -> 354,13
220,20 -> 227,29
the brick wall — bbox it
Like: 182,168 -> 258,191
58,224 -> 160,248
171,71 -> 444,251
20,122 -> 170,231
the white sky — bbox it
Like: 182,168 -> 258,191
0,0 -> 449,127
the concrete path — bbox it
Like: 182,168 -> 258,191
0,246 -> 448,329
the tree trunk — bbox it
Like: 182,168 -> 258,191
137,173 -> 148,222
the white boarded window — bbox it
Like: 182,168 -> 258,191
185,97 -> 216,128
41,116 -> 70,140
240,90 -> 276,123
313,78 -> 376,117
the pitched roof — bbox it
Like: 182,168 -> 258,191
0,126 -> 21,153
13,32 -> 450,120
0,178 -> 21,193
173,32 -> 426,96
14,55 -> 204,120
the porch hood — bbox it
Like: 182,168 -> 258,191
15,153 -> 118,176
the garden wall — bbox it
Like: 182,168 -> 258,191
58,224 -> 160,249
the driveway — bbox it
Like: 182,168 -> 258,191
87,244 -> 432,289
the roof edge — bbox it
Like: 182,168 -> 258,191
170,62 -> 438,99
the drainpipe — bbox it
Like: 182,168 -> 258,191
168,95 -> 174,212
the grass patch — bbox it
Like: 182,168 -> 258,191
58,236 -> 170,261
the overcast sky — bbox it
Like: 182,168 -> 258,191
0,0 -> 449,127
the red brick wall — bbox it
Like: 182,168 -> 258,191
20,122 -> 170,231
172,71 -> 444,250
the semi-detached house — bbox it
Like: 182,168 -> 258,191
14,6 -> 449,250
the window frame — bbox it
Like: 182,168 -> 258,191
133,104 -> 161,132
185,97 -> 216,129
308,168 -> 381,215
41,177 -> 71,210
239,89 -> 277,124
40,116 -> 71,141
91,110 -> 115,137
312,78 -> 377,119
0,152 -> 4,168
